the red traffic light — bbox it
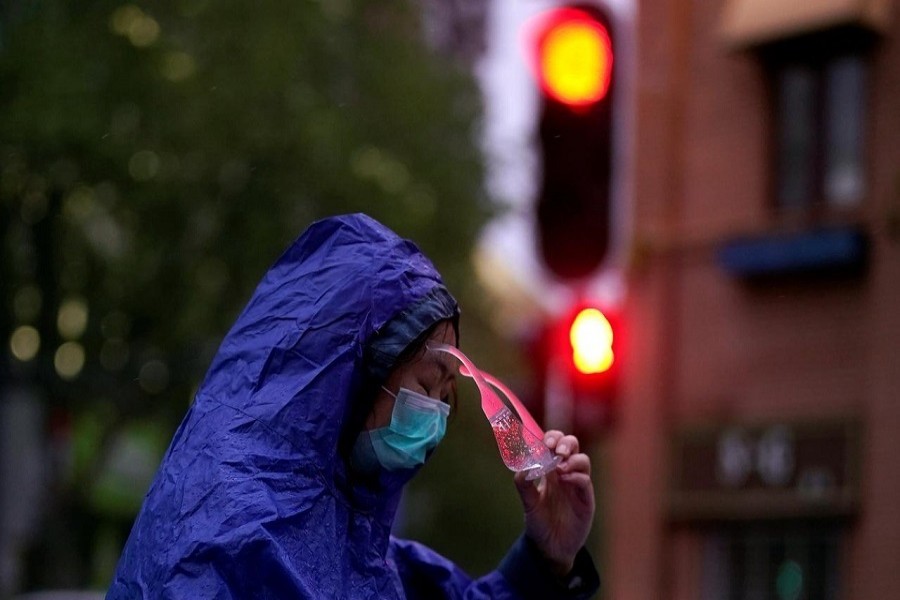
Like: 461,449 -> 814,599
536,302 -> 620,440
529,7 -> 613,108
528,5 -> 616,280
569,307 -> 614,374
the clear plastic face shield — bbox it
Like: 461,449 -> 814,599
429,343 -> 561,480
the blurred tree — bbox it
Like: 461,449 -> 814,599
0,0 -> 492,589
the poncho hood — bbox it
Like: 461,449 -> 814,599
108,214 -> 459,598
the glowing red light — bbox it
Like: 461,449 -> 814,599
569,308 -> 614,375
528,8 -> 613,107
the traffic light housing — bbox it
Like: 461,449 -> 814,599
527,4 -> 615,280
520,5 -> 620,440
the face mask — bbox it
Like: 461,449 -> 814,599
352,387 -> 450,473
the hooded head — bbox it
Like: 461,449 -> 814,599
198,213 -> 459,491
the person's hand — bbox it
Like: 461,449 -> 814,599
513,430 -> 595,577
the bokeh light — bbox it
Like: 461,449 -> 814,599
10,326 -> 41,362
160,51 -> 197,82
54,342 -> 86,379
139,360 -> 170,394
129,150 -> 160,182
57,297 -> 89,340
110,5 -> 160,47
776,560 -> 804,600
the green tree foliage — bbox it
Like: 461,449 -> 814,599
0,0 -> 492,588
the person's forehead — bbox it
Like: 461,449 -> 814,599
391,321 -> 457,381
428,324 -> 457,371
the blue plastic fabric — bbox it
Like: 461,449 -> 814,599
106,214 -> 555,599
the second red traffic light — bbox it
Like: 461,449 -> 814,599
569,307 -> 614,375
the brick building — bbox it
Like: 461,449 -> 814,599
608,1 -> 900,598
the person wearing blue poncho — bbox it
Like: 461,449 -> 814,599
107,214 -> 600,599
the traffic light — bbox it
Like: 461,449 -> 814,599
568,303 -> 619,440
526,4 -> 615,280
520,5 -> 620,441
530,301 -> 619,442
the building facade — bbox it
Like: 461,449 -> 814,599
609,0 -> 900,598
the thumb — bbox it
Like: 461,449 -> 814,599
514,470 -> 541,513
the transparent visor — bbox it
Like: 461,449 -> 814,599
428,342 -> 561,480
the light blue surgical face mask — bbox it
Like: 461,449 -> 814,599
352,387 -> 450,473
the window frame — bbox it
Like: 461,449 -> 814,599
761,27 -> 876,226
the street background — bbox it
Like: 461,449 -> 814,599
4,0 -> 900,599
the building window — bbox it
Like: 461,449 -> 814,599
773,51 -> 867,215
701,524 -> 843,600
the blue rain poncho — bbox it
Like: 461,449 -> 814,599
108,214 -> 599,599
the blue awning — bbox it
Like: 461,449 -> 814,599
716,226 -> 869,278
